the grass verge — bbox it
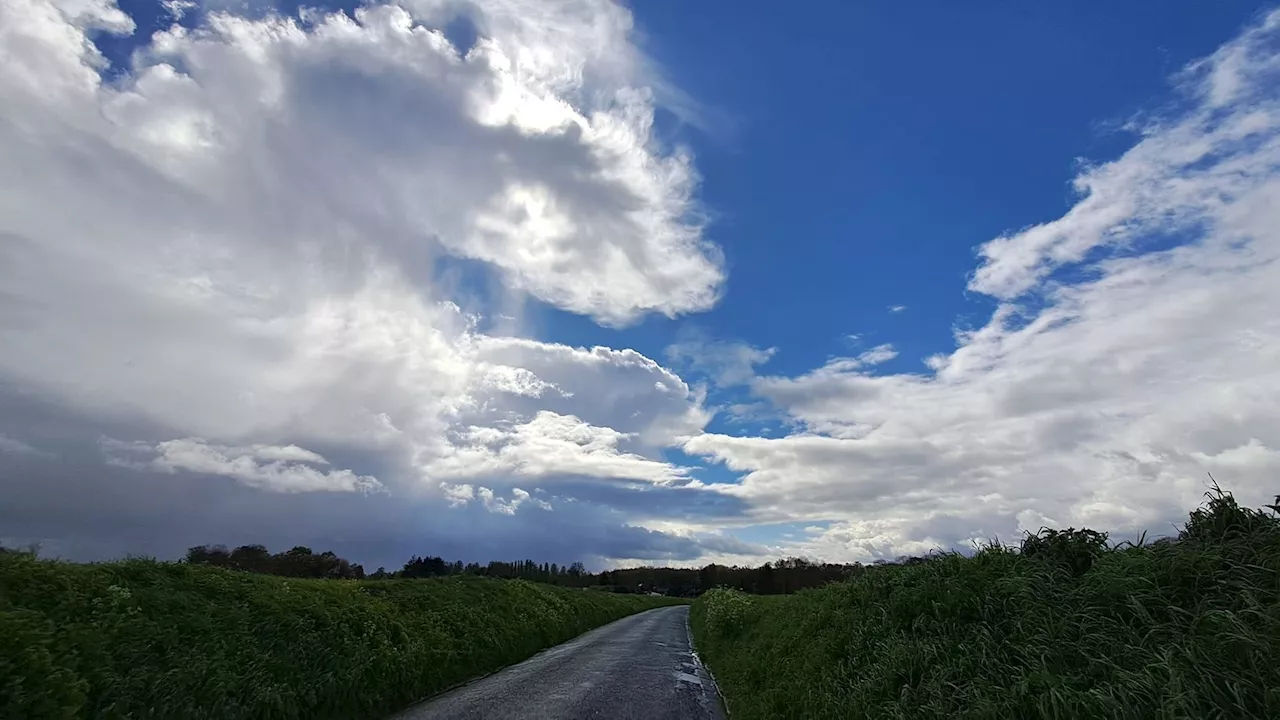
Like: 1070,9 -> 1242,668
690,488 -> 1280,719
0,554 -> 683,719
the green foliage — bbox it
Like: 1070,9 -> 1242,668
1020,527 -> 1109,577
697,588 -> 757,639
185,544 -> 365,579
691,488 -> 1280,719
0,556 -> 682,719
184,539 -> 863,595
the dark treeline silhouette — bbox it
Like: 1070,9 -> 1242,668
391,556 -> 591,583
599,557 -> 864,596
183,543 -> 874,595
185,544 -> 367,580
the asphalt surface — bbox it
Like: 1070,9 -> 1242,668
390,605 -> 725,720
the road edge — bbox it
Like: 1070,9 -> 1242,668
684,608 -> 731,719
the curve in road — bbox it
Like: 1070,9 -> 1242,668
390,605 -> 725,720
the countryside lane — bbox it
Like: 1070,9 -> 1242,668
390,605 -> 724,720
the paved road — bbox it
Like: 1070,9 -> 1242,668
390,605 -> 724,720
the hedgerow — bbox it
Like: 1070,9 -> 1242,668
691,487 -> 1280,719
0,556 -> 682,719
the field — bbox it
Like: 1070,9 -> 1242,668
0,555 -> 682,719
691,488 -> 1280,719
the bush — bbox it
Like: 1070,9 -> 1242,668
691,488 -> 1280,719
698,588 -> 755,639
0,609 -> 86,719
0,555 -> 683,719
1020,527 -> 1109,577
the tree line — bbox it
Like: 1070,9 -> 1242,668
184,544 -> 366,580
182,542 -> 883,595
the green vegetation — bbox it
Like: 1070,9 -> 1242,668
691,487 -> 1280,719
0,554 -> 682,719
183,542 -> 859,595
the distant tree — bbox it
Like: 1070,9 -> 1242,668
229,545 -> 270,573
182,541 -> 862,594
185,544 -> 230,566
400,555 -> 451,578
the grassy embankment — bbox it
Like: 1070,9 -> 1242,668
0,555 -> 683,719
691,488 -> 1280,719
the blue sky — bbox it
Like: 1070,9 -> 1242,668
532,1 -> 1275,429
614,1 -> 1270,374
2,0 -> 1279,569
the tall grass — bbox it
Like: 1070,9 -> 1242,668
0,555 -> 682,719
691,487 -> 1280,719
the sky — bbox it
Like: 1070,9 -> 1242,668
1,0 -> 1279,571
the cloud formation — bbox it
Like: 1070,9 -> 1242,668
0,0 -> 727,565
101,438 -> 384,493
686,9 -> 1280,561
4,0 -> 1279,572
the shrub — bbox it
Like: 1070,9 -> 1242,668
0,554 -> 683,719
699,588 -> 756,639
691,488 -> 1280,719
1020,527 -> 1109,577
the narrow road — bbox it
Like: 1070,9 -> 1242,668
390,605 -> 724,720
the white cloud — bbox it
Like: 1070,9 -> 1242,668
160,0 -> 194,21
970,11 -> 1280,300
888,305 -> 907,313
0,0 -> 729,561
440,482 -> 475,507
686,10 -> 1280,562
856,344 -> 897,366
0,0 -> 717,484
467,485 -> 552,514
102,437 -> 383,493
1,0 -> 722,324
245,444 -> 331,465
430,410 -> 690,484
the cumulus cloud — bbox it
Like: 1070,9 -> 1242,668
102,437 -> 384,493
686,10 -> 1280,561
0,0 -> 725,564
0,0 -> 716,451
470,485 -> 552,514
431,410 -> 690,484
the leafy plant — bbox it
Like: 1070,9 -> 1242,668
691,487 -> 1280,719
1020,527 -> 1109,577
0,554 -> 682,719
